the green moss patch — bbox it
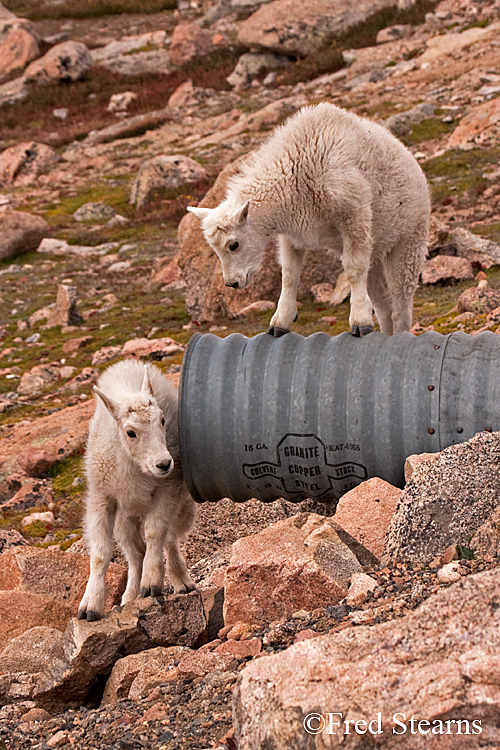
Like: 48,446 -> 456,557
402,117 -> 455,146
4,0 -> 176,20
423,147 -> 499,205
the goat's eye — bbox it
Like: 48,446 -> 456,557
229,241 -> 239,251
126,430 -> 137,438
161,417 -> 165,426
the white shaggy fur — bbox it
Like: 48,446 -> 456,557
187,102 -> 431,336
78,360 -> 196,621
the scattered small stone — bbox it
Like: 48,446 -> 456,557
107,91 -> 138,112
52,108 -> 68,120
234,300 -> 275,317
20,510 -> 54,528
437,561 -> 462,583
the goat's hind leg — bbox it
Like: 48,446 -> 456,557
367,261 -> 393,336
114,511 -> 145,605
384,238 -> 427,334
78,493 -> 116,621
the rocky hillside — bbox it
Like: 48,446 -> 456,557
1,0 -> 500,747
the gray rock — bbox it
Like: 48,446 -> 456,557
0,210 -> 49,262
227,52 -> 290,88
91,31 -> 170,76
385,431 -> 500,563
384,101 -> 435,137
131,155 -> 207,208
451,228 -> 500,269
24,41 -> 92,85
0,75 -> 30,107
201,0 -> 272,26
73,202 -> 117,223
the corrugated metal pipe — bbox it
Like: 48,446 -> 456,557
179,331 -> 500,504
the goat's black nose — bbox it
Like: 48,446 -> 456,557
226,281 -> 239,288
157,460 -> 172,473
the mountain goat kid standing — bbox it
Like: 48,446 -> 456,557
188,102 -> 430,337
78,360 -> 196,621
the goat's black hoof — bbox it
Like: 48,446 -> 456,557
267,326 -> 290,338
186,582 -> 197,592
140,587 -> 149,598
359,325 -> 373,336
77,608 -> 86,620
150,585 -> 162,597
351,324 -> 373,337
86,610 -> 101,622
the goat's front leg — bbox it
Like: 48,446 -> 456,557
114,511 -> 146,605
165,537 -> 196,594
268,236 -> 306,337
341,215 -> 374,337
78,493 -> 116,621
140,501 -> 168,598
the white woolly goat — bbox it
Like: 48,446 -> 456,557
188,102 -> 430,337
78,360 -> 196,621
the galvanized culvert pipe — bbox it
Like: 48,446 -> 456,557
179,330 -> 500,505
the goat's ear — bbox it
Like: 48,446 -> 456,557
141,366 -> 154,397
234,201 -> 249,225
94,386 -> 120,421
187,206 -> 211,221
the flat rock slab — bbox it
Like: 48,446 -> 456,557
0,399 -> 93,486
234,568 -> 500,749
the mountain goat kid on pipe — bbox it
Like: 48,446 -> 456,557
78,360 -> 196,621
187,102 -> 430,337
